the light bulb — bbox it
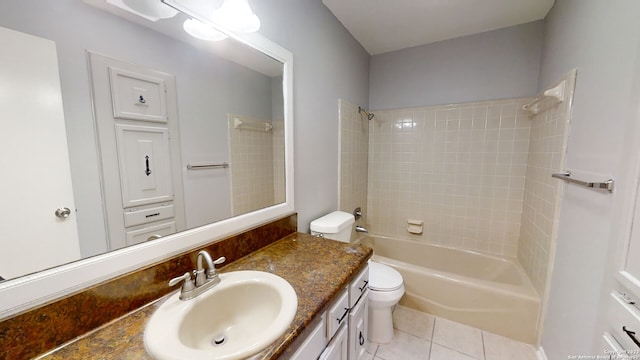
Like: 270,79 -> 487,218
183,18 -> 228,41
211,0 -> 260,33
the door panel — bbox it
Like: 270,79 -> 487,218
0,26 -> 80,278
115,124 -> 173,207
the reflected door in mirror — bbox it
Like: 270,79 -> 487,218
0,26 -> 81,279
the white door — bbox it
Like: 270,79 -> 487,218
0,26 -> 80,279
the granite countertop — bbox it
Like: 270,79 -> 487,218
38,233 -> 372,360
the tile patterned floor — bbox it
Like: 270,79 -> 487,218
364,305 -> 537,360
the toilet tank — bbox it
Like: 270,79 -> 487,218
310,211 -> 355,243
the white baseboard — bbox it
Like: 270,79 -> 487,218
536,346 -> 548,360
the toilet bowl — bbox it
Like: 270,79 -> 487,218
367,261 -> 405,344
309,211 -> 405,344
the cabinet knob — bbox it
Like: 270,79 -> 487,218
147,234 -> 162,241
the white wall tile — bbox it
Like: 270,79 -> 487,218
367,98 -> 532,257
228,114 -> 278,216
517,71 -> 575,295
339,99 -> 369,228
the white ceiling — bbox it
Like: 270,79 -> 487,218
322,0 -> 555,55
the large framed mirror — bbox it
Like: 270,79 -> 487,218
0,0 -> 293,319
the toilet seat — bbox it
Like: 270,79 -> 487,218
368,261 -> 403,291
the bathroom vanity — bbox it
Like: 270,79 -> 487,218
290,264 -> 370,360
31,231 -> 371,359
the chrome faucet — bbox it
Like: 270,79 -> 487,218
168,250 -> 226,301
355,225 -> 368,233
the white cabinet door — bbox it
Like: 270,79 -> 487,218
115,124 -> 173,208
622,180 -> 640,290
349,290 -> 370,360
320,324 -> 348,360
108,67 -> 168,123
290,317 -> 327,360
0,26 -> 80,279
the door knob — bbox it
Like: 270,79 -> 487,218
55,207 -> 72,219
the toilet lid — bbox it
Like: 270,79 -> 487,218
368,261 -> 403,291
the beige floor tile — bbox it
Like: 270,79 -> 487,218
376,329 -> 430,360
364,343 -> 379,360
430,343 -> 481,360
432,317 -> 484,359
482,331 -> 536,360
393,305 -> 436,340
362,346 -> 377,360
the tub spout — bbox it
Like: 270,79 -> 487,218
355,225 -> 368,233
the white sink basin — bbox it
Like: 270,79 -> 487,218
144,270 -> 298,360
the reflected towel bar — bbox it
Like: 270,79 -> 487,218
187,163 -> 229,170
551,171 -> 614,192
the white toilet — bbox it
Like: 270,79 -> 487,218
367,261 -> 404,343
310,211 -> 405,344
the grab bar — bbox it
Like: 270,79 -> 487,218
551,171 -> 614,193
186,163 -> 229,170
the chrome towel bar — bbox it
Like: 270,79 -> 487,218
551,171 -> 614,193
187,163 -> 229,170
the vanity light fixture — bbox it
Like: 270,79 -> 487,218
183,18 -> 228,41
106,0 -> 178,22
211,0 -> 261,33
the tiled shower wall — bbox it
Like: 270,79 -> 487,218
228,114 -> 280,216
272,120 -> 286,205
339,99 -> 369,226
340,80 -> 574,293
518,70 -> 575,294
367,98 -> 533,257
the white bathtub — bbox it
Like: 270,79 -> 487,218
359,235 -> 540,344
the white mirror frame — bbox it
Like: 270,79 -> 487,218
0,17 -> 294,320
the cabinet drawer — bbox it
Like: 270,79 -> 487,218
125,221 -> 176,246
327,289 -> 349,341
607,292 -> 640,352
601,332 -> 624,359
349,265 -> 369,307
124,203 -> 174,227
291,317 -> 327,360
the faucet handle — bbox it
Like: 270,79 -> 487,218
169,272 -> 195,292
208,256 -> 226,277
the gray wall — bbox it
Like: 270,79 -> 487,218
369,21 -> 544,110
252,0 -> 371,232
538,0 -> 640,357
